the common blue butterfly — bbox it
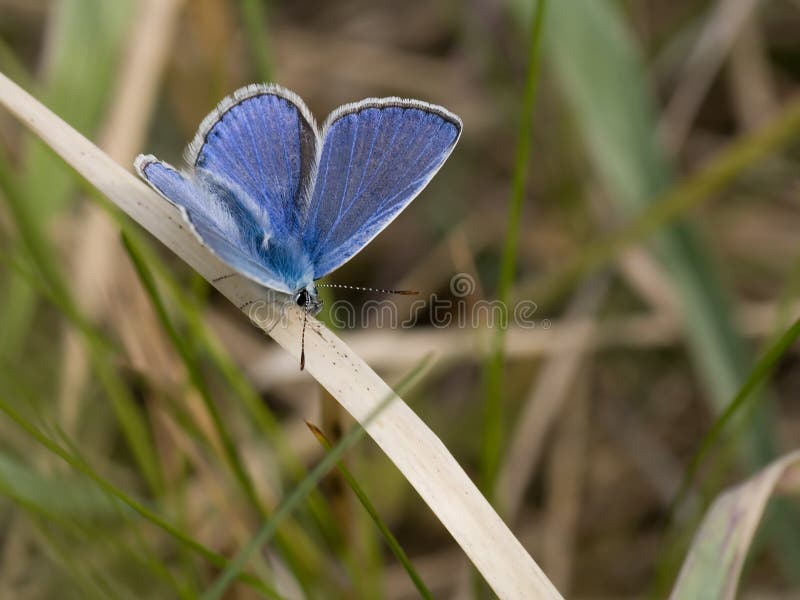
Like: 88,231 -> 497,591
135,84 -> 461,359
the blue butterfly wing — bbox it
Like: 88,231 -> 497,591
301,100 -> 461,279
135,155 -> 298,293
187,84 -> 319,239
135,84 -> 321,293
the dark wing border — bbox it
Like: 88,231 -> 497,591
183,83 -> 320,167
319,96 -> 462,143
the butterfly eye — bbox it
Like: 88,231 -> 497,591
296,289 -> 309,307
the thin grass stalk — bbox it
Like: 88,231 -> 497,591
521,92 -> 800,308
0,394 -> 279,598
481,0 -> 547,496
307,422 -> 434,600
0,150 -> 164,495
0,0 -> 133,356
121,233 -> 264,513
669,316 -> 800,516
240,0 -> 274,81
203,356 -> 431,600
118,224 -> 340,539
121,232 -> 322,589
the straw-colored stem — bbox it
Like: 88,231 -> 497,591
0,71 -> 562,600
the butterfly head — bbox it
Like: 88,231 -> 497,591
294,283 -> 322,316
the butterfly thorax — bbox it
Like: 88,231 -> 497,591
255,235 -> 314,293
252,234 -> 319,314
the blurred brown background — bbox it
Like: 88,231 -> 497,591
2,0 -> 800,598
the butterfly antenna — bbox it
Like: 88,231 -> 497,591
317,283 -> 418,295
300,311 -> 308,371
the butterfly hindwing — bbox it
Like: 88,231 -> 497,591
301,100 -> 461,279
134,156 -> 294,293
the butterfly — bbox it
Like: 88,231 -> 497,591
135,84 -> 461,365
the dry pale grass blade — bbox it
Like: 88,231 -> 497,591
670,449 -> 800,600
660,0 -> 761,152
496,276 -> 608,520
726,17 -> 778,131
0,518 -> 32,595
385,515 -> 556,600
58,0 -> 187,431
0,72 -> 562,600
540,377 -> 589,592
237,299 -> 800,388
617,248 -> 680,317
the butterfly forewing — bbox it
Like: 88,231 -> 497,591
188,84 -> 319,238
302,101 -> 461,279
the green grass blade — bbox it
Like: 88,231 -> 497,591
540,0 -> 777,474
670,450 -> 800,600
0,392 -> 278,598
0,151 -> 164,494
670,316 -> 800,515
240,0 -> 273,81
1,0 -> 133,356
121,232 -> 323,592
121,232 -> 265,513
540,0 -> 800,581
0,450 -> 122,520
521,94 -> 800,307
481,0 -> 547,496
307,422 -> 434,600
202,354 -> 433,600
